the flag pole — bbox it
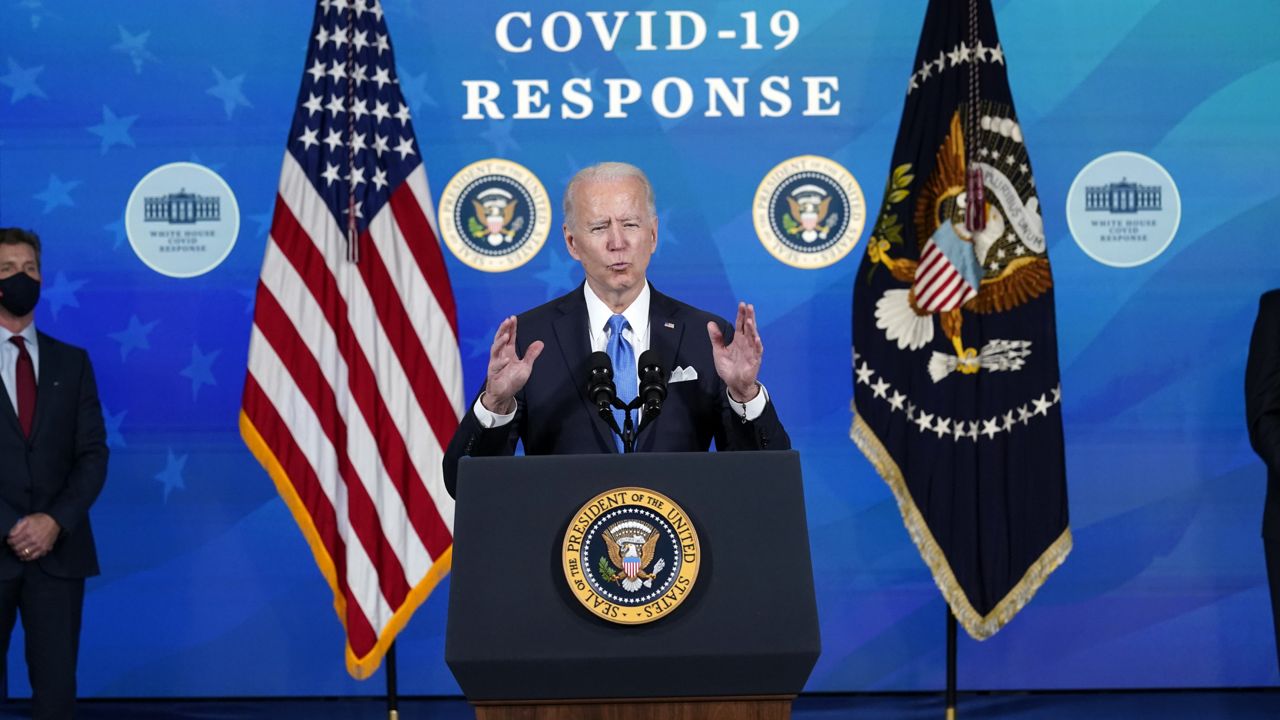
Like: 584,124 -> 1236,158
386,642 -> 400,720
946,608 -> 957,720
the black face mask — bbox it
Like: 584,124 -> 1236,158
0,272 -> 40,317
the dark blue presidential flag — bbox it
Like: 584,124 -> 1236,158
850,0 -> 1070,639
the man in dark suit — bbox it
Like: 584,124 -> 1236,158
0,228 -> 108,719
444,162 -> 788,496
1248,289 -> 1280,670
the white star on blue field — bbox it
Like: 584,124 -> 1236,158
179,344 -> 220,401
154,449 -> 188,502
108,315 -> 159,362
33,175 -> 80,213
207,67 -> 252,119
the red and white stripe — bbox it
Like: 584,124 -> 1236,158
242,151 -> 462,677
912,240 -> 979,313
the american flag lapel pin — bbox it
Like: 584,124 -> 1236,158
664,322 -> 675,329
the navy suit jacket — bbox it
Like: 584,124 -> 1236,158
443,285 -> 790,497
0,331 -> 108,579
1248,290 -> 1280,540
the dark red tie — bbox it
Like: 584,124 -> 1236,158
10,337 -> 35,438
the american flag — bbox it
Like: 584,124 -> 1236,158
239,0 -> 463,679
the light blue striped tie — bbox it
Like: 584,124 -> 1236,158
606,314 -> 635,452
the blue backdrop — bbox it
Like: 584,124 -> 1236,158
0,0 -> 1277,697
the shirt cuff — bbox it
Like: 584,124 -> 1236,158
727,383 -> 769,422
473,393 -> 516,429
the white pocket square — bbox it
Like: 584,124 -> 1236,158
669,366 -> 698,383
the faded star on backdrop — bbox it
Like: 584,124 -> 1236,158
397,68 -> 438,114
112,25 -> 158,74
480,117 -> 519,156
103,215 -> 127,251
102,406 -> 127,450
33,174 -> 81,214
41,271 -> 86,320
154,449 -> 188,502
207,67 -> 252,119
88,105 -> 139,155
179,344 -> 220,401
0,56 -> 46,103
108,314 -> 159,362
533,247 -> 580,301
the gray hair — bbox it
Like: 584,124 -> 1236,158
563,162 -> 657,228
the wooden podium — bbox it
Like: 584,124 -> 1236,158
446,451 -> 820,720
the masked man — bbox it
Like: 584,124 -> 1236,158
0,228 -> 108,720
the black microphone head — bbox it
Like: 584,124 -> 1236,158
637,349 -> 663,374
637,350 -> 667,411
590,351 -> 613,374
587,351 -> 616,408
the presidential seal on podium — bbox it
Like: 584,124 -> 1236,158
562,487 -> 700,625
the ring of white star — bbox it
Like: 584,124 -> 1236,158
581,507 -> 681,605
855,354 -> 1062,442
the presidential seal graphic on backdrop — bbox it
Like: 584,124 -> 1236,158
125,162 -> 240,278
438,158 -> 550,272
753,155 -> 866,269
562,487 -> 700,625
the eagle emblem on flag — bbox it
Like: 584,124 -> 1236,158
869,110 -> 1050,382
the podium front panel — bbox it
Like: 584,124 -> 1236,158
446,450 -> 819,701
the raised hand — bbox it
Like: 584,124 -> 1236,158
481,315 -> 544,414
707,301 -> 764,402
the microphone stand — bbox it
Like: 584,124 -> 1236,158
596,397 -> 657,454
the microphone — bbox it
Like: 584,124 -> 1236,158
636,349 -> 667,413
587,351 -> 616,410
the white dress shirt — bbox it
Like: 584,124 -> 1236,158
0,322 -> 39,415
474,283 -> 767,428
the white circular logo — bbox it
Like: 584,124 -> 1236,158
1066,152 -> 1180,268
125,162 -> 240,278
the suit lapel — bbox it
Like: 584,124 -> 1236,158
0,370 -> 18,437
30,332 -> 59,443
647,286 -> 687,378
551,287 -> 614,440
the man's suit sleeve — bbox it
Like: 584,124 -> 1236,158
442,389 -> 522,499
45,348 -> 108,535
717,389 -> 790,451
1247,291 -> 1280,476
